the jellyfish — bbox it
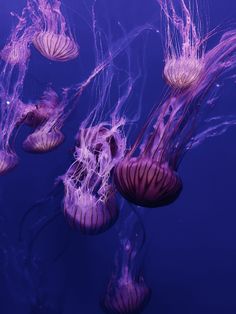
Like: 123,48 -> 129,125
28,0 -> 79,62
102,209 -> 151,314
158,0 -> 206,90
114,25 -> 236,207
22,88 -> 65,153
0,6 -> 34,174
62,120 -> 126,234
21,88 -> 58,128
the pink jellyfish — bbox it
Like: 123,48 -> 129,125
0,7 -> 34,174
28,0 -> 79,62
102,210 -> 151,313
158,0 -> 207,90
114,2 -> 236,207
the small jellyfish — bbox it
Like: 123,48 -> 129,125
102,210 -> 151,314
22,88 -> 65,153
63,122 -> 126,234
158,0 -> 205,89
114,28 -> 236,207
29,0 -> 79,62
21,88 -> 58,128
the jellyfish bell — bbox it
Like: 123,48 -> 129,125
22,129 -> 64,153
0,151 -> 18,175
114,157 -> 182,207
33,31 -> 79,62
163,56 -> 204,90
63,183 -> 119,235
102,274 -> 151,314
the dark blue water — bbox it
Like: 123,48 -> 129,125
1,1 -> 236,313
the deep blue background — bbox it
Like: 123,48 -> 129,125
1,1 -> 236,313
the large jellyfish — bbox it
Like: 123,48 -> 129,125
28,0 -> 79,62
0,6 -> 34,174
102,208 -> 151,313
114,1 -> 236,207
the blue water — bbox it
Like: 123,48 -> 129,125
1,1 -> 236,313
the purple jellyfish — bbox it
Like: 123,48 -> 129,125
62,120 -> 126,234
102,209 -> 151,313
28,0 -> 79,62
114,2 -> 236,207
0,6 -> 34,174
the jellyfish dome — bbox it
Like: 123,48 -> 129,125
30,0 -> 79,62
164,56 -> 204,90
114,157 -> 182,207
33,32 -> 79,62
